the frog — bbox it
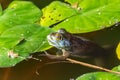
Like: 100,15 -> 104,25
46,28 -> 108,67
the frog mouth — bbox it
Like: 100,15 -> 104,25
47,34 -> 71,50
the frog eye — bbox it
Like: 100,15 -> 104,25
57,35 -> 63,40
54,33 -> 62,40
58,28 -> 66,34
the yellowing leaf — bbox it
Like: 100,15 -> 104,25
116,42 -> 120,60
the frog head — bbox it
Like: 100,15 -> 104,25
47,28 -> 71,50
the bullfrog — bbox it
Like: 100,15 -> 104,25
46,28 -> 108,67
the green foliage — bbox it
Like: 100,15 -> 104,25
112,65 -> 120,72
0,1 -> 52,67
0,24 -> 52,67
40,0 -> 120,33
0,0 -> 120,69
0,1 -> 42,34
40,1 -> 78,27
0,5 -> 2,16
76,72 -> 120,80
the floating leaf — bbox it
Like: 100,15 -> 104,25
0,4 -> 2,16
76,72 -> 120,80
0,47 -> 24,67
54,0 -> 120,33
0,37 -> 23,48
0,24 -> 52,67
0,37 -> 24,67
41,0 -> 120,33
40,1 -> 78,27
0,1 -> 42,34
116,42 -> 120,60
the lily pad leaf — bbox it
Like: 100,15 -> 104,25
0,1 -> 42,34
0,37 -> 23,48
76,72 -> 120,80
13,25 -> 53,54
112,65 -> 120,72
41,0 -> 120,33
0,47 -> 24,67
0,4 -> 2,16
116,42 -> 120,60
0,37 -> 24,67
53,0 -> 120,33
0,24 -> 52,67
40,1 -> 78,27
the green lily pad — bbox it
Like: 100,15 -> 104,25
0,47 -> 24,67
54,0 -> 120,33
0,24 -> 52,67
0,4 -> 2,16
0,1 -> 42,34
0,1 -> 53,67
0,37 -> 24,67
0,37 -> 23,48
76,72 -> 120,80
40,0 -> 120,33
40,1 -> 78,27
12,24 -> 52,54
112,65 -> 120,72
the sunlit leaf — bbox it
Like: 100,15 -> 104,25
0,37 -> 23,48
0,4 -> 2,16
0,47 -> 24,67
41,0 -> 120,33
76,72 -> 120,80
0,24 -> 52,67
0,37 -> 24,67
116,42 -> 120,60
0,1 -> 42,34
40,1 -> 78,27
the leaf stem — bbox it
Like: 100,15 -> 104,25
66,58 -> 120,75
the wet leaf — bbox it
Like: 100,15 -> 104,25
0,1 -> 42,34
76,72 -> 120,80
0,47 -> 24,67
41,0 -> 120,33
0,24 -> 52,67
0,37 -> 23,48
40,1 -> 78,27
116,42 -> 120,60
0,4 -> 2,16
